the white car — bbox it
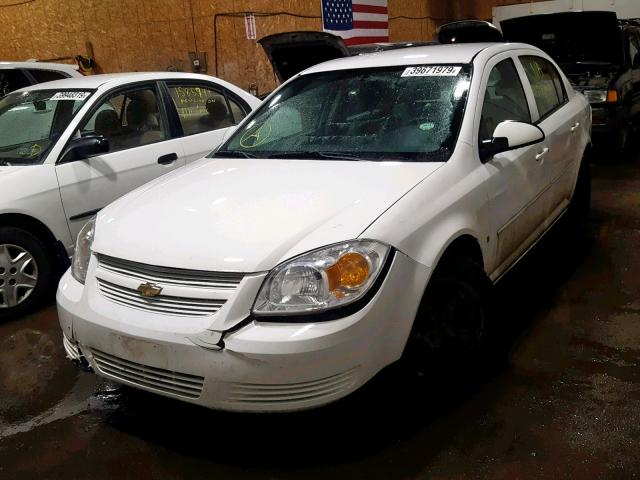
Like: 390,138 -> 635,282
1,61 -> 82,96
0,72 -> 260,318
58,42 -> 591,412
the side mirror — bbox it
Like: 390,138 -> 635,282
60,135 -> 109,164
479,120 -> 545,162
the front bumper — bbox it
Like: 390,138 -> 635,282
591,103 -> 626,134
57,251 -> 429,412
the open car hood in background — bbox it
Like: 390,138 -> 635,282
500,11 -> 623,69
259,23 -> 496,84
258,31 -> 350,82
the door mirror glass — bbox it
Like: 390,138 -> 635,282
60,135 -> 109,163
480,120 -> 545,161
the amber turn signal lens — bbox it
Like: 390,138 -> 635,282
607,90 -> 618,103
325,252 -> 370,293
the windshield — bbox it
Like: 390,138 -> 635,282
0,89 -> 92,165
216,65 -> 471,162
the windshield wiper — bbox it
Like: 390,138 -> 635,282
268,151 -> 371,161
211,150 -> 257,158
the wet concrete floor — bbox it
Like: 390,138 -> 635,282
3,155 -> 640,479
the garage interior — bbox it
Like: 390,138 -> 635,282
3,0 -> 640,478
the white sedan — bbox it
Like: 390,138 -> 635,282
58,42 -> 591,412
1,61 -> 82,96
0,72 -> 260,318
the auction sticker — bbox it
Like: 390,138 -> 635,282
50,91 -> 91,101
402,66 -> 461,77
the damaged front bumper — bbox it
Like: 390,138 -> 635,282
56,251 -> 430,412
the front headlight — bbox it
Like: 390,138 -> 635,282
583,89 -> 607,104
253,240 -> 391,317
71,218 -> 95,284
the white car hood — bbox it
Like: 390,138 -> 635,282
93,157 -> 443,272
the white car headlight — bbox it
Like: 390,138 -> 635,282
253,240 -> 391,317
583,89 -> 607,104
71,218 -> 95,284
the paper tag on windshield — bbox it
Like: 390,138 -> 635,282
402,66 -> 461,77
50,91 -> 90,101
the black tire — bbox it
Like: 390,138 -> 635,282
404,256 -> 494,376
0,227 -> 54,321
564,159 -> 591,245
614,123 -> 629,158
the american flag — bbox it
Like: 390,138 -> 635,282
321,0 -> 389,46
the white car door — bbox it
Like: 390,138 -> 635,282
162,81 -> 251,163
517,54 -> 584,220
476,54 -> 551,278
55,83 -> 185,240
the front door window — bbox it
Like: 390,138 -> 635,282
80,86 -> 167,153
479,59 -> 531,144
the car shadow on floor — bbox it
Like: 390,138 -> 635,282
102,219 -> 593,473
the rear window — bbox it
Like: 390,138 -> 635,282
28,69 -> 69,83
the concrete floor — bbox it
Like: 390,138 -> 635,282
2,156 -> 640,480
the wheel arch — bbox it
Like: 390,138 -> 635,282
434,234 -> 484,270
569,141 -> 592,199
0,213 -> 68,270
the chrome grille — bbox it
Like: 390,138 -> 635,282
227,368 -> 358,404
96,254 -> 243,289
97,278 -> 225,316
91,349 -> 204,399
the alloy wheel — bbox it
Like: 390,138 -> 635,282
0,244 -> 39,308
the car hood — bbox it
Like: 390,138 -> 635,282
258,31 -> 350,82
93,157 -> 443,272
500,11 -> 623,67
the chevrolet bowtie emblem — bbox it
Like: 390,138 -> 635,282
137,282 -> 163,297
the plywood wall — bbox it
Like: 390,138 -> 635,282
0,0 -> 544,94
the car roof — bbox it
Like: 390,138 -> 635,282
302,42 -> 532,74
0,61 -> 80,74
15,72 -> 225,92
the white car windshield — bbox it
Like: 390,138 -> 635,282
0,89 -> 93,165
216,64 -> 471,162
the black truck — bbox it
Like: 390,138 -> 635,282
501,11 -> 640,155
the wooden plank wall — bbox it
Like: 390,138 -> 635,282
0,0 -> 546,95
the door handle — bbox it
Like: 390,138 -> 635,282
535,147 -> 549,161
570,122 -> 580,133
158,153 -> 178,165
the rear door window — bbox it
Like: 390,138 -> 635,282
167,84 -> 248,136
519,56 -> 567,119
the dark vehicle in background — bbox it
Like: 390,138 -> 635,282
501,11 -> 640,154
0,61 -> 82,97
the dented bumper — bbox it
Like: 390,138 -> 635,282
56,251 -> 429,412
